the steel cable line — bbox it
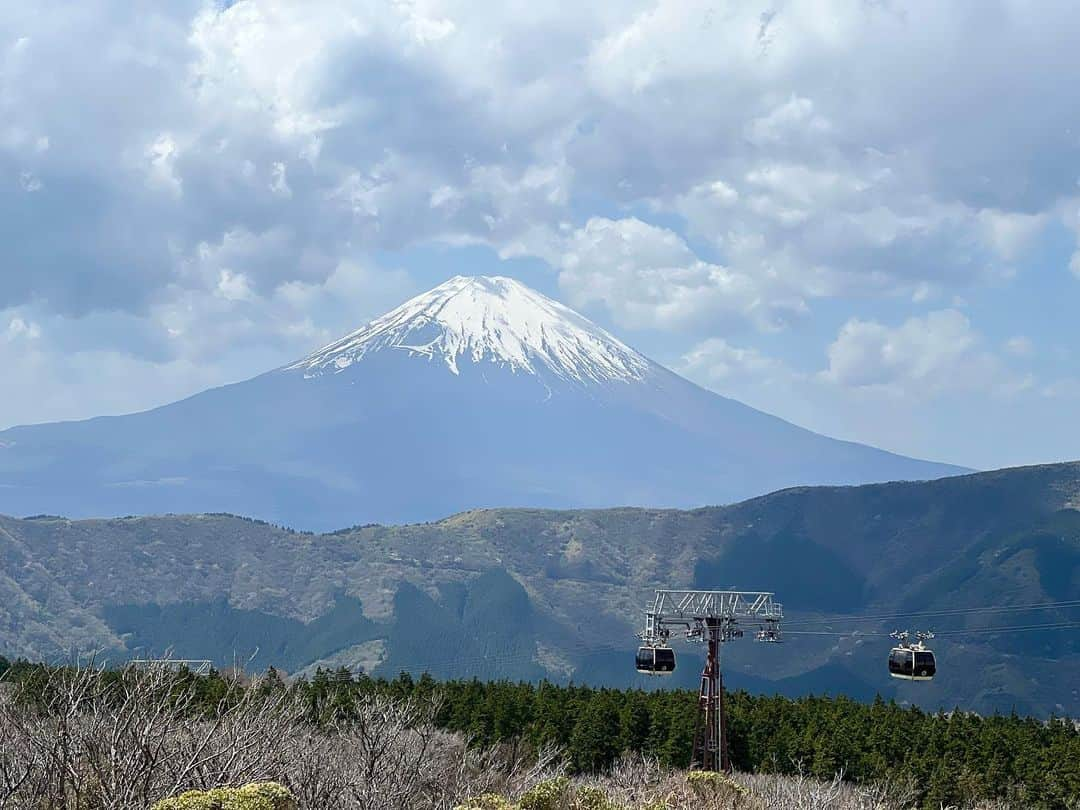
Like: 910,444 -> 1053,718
347,600 -> 1080,677
934,620 -> 1080,636
387,611 -> 1080,672
379,621 -> 1080,677
783,598 -> 1080,628
785,620 -> 1080,638
785,597 -> 1080,624
375,637 -> 631,677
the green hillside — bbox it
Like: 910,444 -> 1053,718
0,462 -> 1078,714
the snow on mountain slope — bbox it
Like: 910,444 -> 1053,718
290,276 -> 650,384
0,275 -> 969,530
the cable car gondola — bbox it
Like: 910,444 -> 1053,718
635,645 -> 676,675
888,631 -> 936,681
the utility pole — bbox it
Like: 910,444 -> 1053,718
636,590 -> 783,773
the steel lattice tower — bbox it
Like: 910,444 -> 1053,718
636,590 -> 783,772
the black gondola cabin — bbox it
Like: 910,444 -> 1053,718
635,646 -> 676,675
888,646 -> 936,681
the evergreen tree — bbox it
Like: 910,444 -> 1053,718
568,693 -> 621,773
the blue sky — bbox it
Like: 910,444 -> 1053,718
2,0 -> 1080,471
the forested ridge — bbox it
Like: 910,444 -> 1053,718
5,657 -> 1075,809
373,672 -> 1080,808
3,462 -> 1079,716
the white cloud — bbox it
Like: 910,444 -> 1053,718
820,309 -> 1010,397
269,161 -> 292,198
5,317 -> 41,342
0,258 -> 415,429
156,257 -> 413,363
582,3 -> 1071,302
18,171 -> 41,192
145,133 -> 182,197
1005,336 -> 1034,357
1040,378 -> 1080,400
215,270 -> 255,302
394,0 -> 456,44
556,216 -> 805,332
745,95 -> 831,146
667,156 -> 1034,303
3,0 -> 1075,321
977,209 -> 1048,262
2,0 -> 1079,467
680,338 -> 787,385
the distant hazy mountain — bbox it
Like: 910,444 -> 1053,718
1,462 -> 1078,715
0,276 -> 965,530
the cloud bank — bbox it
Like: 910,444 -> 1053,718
3,0 -> 1080,467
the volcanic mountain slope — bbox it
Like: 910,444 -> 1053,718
1,461 -> 1078,715
0,276 -> 963,530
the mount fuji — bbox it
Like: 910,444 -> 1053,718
0,276 -> 965,530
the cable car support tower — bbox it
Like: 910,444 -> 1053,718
637,590 -> 783,772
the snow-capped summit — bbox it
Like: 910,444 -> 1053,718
291,275 -> 650,384
0,276 -> 967,531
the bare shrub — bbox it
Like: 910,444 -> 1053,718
0,661 -> 558,810
0,658 -> 306,809
590,758 -> 921,810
